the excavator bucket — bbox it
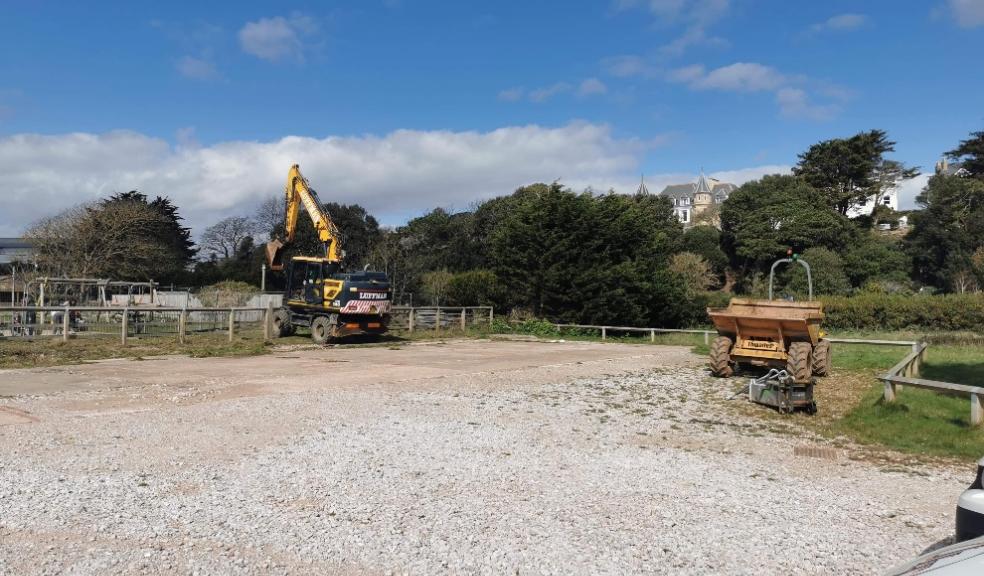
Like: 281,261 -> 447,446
265,239 -> 286,271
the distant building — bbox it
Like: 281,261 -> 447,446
935,157 -> 970,178
655,171 -> 736,228
0,238 -> 33,266
847,187 -> 898,218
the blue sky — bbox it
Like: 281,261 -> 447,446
1,1 -> 982,236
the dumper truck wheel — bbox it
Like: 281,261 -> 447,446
709,336 -> 735,377
812,339 -> 832,377
273,310 -> 293,338
786,341 -> 813,383
310,316 -> 333,345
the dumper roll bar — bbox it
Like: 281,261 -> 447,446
768,258 -> 813,301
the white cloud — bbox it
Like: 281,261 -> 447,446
610,0 -> 729,57
238,13 -> 318,62
775,88 -> 839,121
673,62 -> 785,92
949,0 -> 984,27
0,124 -> 672,236
810,13 -> 867,33
528,82 -> 572,103
602,54 -> 659,78
176,56 -> 219,80
578,77 -> 608,96
497,87 -> 524,102
669,62 -> 846,120
667,63 -> 705,83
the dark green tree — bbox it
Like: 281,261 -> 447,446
98,191 -> 195,282
842,233 -> 911,289
778,247 -> 851,297
720,174 -> 856,277
947,130 -> 984,178
906,174 -> 984,290
793,130 -> 917,215
488,184 -> 687,325
680,225 -> 728,278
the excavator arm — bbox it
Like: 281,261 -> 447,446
265,164 -> 343,271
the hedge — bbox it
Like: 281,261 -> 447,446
820,293 -> 984,331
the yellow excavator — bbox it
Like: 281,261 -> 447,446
265,164 -> 392,343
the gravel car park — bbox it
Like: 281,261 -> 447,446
0,340 -> 969,575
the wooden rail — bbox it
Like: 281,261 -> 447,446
877,341 -> 983,427
554,323 -> 716,343
0,305 -> 273,343
391,306 -> 493,332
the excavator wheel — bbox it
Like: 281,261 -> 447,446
273,309 -> 293,338
786,341 -> 813,383
708,336 -> 735,378
310,315 -> 334,345
811,339 -> 832,377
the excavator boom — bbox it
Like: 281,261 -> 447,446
266,164 -> 343,270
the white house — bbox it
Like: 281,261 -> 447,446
847,187 -> 898,218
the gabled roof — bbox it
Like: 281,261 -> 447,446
661,183 -> 695,200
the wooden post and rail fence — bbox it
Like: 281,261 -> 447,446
0,305 -> 273,343
0,305 -> 493,341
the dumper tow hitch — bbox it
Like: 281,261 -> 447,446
734,369 -> 817,415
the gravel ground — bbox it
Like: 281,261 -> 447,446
0,339 -> 969,575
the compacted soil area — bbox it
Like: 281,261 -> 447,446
0,339 -> 967,575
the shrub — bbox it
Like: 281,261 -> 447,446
820,293 -> 984,331
444,269 -> 500,306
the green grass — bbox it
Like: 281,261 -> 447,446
831,381 -> 984,460
818,341 -> 984,461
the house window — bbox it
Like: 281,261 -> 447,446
681,210 -> 689,223
882,196 -> 891,205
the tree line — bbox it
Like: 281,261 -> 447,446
23,128 -> 984,326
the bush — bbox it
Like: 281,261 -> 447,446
821,293 -> 984,331
445,269 -> 500,306
489,317 -> 560,337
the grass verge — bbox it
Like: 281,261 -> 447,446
723,338 -> 984,462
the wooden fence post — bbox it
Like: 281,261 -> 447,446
704,331 -> 710,345
460,308 -> 466,331
228,308 -> 235,342
121,308 -> 129,346
601,327 -> 607,340
179,309 -> 187,344
650,329 -> 655,342
435,307 -> 441,332
488,307 -> 494,326
883,380 -> 897,403
62,306 -> 70,342
971,393 -> 983,427
264,302 -> 273,341
408,308 -> 415,333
